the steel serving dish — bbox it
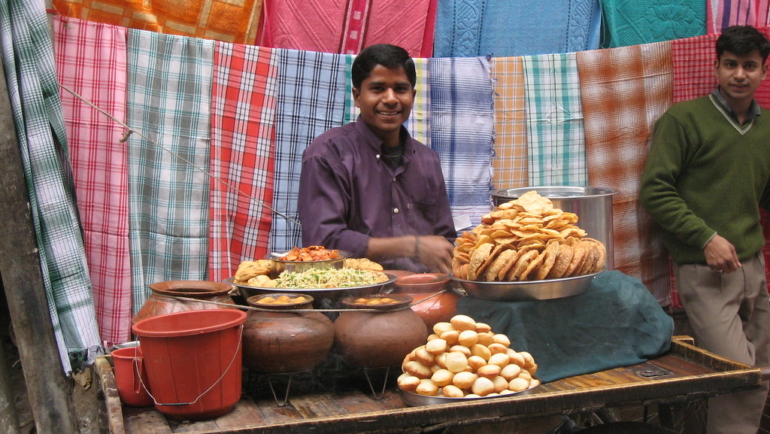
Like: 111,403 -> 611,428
401,386 -> 536,406
225,274 -> 397,308
453,272 -> 599,302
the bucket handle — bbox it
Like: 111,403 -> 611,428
134,324 -> 244,407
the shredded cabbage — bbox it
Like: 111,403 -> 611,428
274,268 -> 386,289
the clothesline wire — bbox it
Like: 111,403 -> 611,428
57,82 -> 302,227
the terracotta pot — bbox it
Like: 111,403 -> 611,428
392,273 -> 459,331
333,295 -> 428,368
242,294 -> 334,373
133,280 -> 237,324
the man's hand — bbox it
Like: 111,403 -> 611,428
704,234 -> 742,274
415,235 -> 454,274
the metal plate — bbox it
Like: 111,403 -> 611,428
401,386 -> 536,406
453,272 -> 599,302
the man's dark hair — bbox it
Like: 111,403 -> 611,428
717,25 -> 770,63
351,44 -> 416,90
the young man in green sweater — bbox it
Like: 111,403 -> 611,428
640,25 -> 770,434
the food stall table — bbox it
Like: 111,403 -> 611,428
97,336 -> 763,434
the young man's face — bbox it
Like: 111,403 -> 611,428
353,64 -> 416,147
714,49 -> 768,107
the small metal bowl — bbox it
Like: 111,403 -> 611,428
340,294 -> 413,310
453,272 -> 599,302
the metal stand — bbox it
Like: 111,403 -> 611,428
362,366 -> 392,400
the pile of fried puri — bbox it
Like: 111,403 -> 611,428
399,314 -> 539,398
453,191 -> 606,282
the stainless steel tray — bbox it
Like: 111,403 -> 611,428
401,386 -> 536,406
453,272 -> 599,302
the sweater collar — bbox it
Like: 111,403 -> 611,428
711,87 -> 761,124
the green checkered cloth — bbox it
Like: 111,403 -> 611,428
0,0 -> 101,372
126,30 -> 214,313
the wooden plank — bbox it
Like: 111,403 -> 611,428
214,398 -> 268,429
171,420 -> 218,433
289,392 -> 349,419
95,356 -> 126,434
123,407 -> 172,434
252,397 -> 303,425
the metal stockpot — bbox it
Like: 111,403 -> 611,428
490,186 -> 618,270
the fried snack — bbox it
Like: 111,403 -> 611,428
345,257 -> 384,271
452,191 -> 607,282
279,245 -> 340,262
234,259 -> 274,283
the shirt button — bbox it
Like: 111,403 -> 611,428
393,177 -> 396,182
394,208 -> 399,214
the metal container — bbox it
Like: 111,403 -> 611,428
490,186 -> 617,270
453,272 -> 598,302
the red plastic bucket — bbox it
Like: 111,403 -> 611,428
131,309 -> 247,420
111,346 -> 153,407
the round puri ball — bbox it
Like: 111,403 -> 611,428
416,379 -> 439,396
398,374 -> 421,392
509,377 -> 530,392
488,343 -> 508,355
488,353 -> 511,368
452,371 -> 478,389
472,377 -> 495,396
425,338 -> 447,355
477,364 -> 501,380
415,347 -> 435,365
520,351 -> 536,370
450,315 -> 477,331
500,363 -> 522,381
433,322 -> 455,335
477,332 -> 495,347
443,384 -> 465,398
445,352 -> 469,373
493,334 -> 511,347
458,330 -> 479,347
435,352 -> 448,369
440,330 -> 460,346
467,355 -> 487,371
449,345 -> 472,358
508,350 -> 526,367
475,322 -> 492,333
471,344 -> 492,361
404,361 -> 432,379
492,375 -> 509,393
431,369 -> 454,387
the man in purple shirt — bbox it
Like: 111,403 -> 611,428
298,44 -> 456,273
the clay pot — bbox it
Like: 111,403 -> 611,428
333,295 -> 428,368
392,273 -> 459,331
242,294 -> 334,373
133,280 -> 237,324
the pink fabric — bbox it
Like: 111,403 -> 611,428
53,16 -> 132,345
208,43 -> 278,282
257,0 -> 437,57
707,0 -> 770,34
577,41 -> 674,306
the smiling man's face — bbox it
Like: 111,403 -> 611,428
353,64 -> 416,148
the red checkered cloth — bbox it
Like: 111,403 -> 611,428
577,41 -> 674,306
53,16 -> 132,345
670,27 -> 770,307
208,43 -> 278,282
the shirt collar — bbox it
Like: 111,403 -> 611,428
711,87 -> 761,123
354,115 -> 414,155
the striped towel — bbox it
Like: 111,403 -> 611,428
3,0 -> 101,371
126,30 -> 214,313
53,16 -> 133,346
429,57 -> 495,227
208,44 -> 279,282
577,41 -> 674,306
434,0 -> 601,57
489,57 -> 528,190
707,0 -> 770,34
600,0 -> 706,48
269,49 -> 348,253
343,56 -> 431,147
523,53 -> 587,187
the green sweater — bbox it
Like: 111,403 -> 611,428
640,94 -> 770,264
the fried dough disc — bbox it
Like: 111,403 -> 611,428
477,244 -> 505,280
468,243 -> 494,281
578,241 -> 599,275
485,249 -> 518,282
583,238 -> 606,273
546,243 -> 573,279
564,242 -> 587,277
534,241 -> 561,281
497,249 -> 521,280
507,250 -> 539,281
520,249 -> 547,281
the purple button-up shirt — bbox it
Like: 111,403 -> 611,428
298,117 -> 456,271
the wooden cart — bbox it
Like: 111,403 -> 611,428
97,337 -> 764,434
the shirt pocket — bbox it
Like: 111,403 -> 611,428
408,198 -> 440,233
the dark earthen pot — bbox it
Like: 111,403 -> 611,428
392,273 -> 459,331
242,294 -> 334,373
132,280 -> 237,324
333,295 -> 428,368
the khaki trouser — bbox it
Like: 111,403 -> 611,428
674,253 -> 770,434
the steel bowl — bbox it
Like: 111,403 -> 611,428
225,274 -> 397,309
453,272 -> 599,302
401,386 -> 536,406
